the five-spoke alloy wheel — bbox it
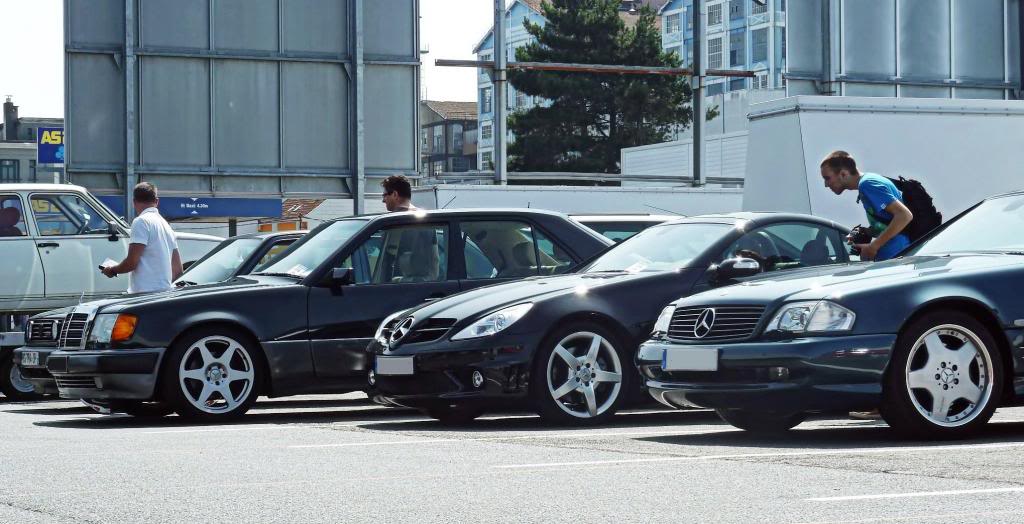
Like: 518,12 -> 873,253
162,327 -> 263,420
882,311 -> 1002,439
532,322 -> 630,424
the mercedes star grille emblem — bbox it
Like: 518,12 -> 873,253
390,317 -> 414,344
693,308 -> 716,339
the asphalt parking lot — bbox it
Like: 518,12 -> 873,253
4,395 -> 1024,523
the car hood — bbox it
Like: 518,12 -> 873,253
67,275 -> 297,315
408,270 -> 693,321
676,253 -> 1024,306
173,231 -> 224,242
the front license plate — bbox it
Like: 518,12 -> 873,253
21,351 -> 40,367
376,356 -> 414,376
663,347 -> 718,372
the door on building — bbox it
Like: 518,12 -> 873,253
29,192 -> 129,301
0,193 -> 44,311
306,221 -> 460,381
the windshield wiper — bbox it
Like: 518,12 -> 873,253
251,271 -> 304,278
175,280 -> 198,287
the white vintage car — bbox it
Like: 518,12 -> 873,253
0,183 -> 222,314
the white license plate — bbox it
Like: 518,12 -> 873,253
663,346 -> 718,371
376,356 -> 414,376
21,351 -> 40,367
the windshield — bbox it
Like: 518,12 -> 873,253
255,219 -> 367,278
907,194 -> 1024,256
584,222 -> 733,272
177,238 -> 263,285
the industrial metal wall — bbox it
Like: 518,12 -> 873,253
787,0 -> 1021,100
65,0 -> 419,212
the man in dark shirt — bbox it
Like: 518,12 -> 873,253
381,175 -> 419,212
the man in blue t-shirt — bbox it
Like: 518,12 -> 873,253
820,151 -> 913,261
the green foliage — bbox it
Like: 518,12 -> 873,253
506,0 -> 693,173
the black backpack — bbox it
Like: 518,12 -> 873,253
858,176 -> 943,242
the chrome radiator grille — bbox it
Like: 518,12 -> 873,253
667,305 -> 766,341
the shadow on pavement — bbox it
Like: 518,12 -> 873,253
355,408 -> 722,433
636,418 -> 1024,449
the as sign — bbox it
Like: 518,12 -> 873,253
36,127 -> 65,164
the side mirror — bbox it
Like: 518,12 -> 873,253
711,257 -> 761,281
107,222 -> 119,242
327,267 -> 355,287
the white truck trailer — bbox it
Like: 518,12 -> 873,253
743,96 -> 1024,226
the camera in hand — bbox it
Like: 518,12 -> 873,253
848,225 -> 873,256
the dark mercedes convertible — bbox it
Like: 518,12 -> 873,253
370,213 -> 851,424
639,191 -> 1024,439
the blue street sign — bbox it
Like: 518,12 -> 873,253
98,196 -> 282,219
37,127 -> 65,164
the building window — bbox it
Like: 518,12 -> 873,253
729,78 -> 747,91
752,28 -> 768,63
421,129 -> 428,150
433,127 -> 445,153
451,156 -> 469,172
479,52 -> 492,75
752,1 -> 767,15
754,72 -> 769,89
481,151 -> 493,170
515,89 -> 527,108
665,13 -> 681,34
480,87 -> 493,114
706,82 -> 724,96
481,122 -> 493,141
452,124 -> 464,152
707,37 -> 722,69
729,29 -> 745,66
708,3 -> 723,26
729,0 -> 744,20
0,160 -> 18,183
432,161 -> 444,175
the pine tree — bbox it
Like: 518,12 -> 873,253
507,0 -> 693,174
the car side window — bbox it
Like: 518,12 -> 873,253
721,223 -> 845,272
534,228 -> 575,275
30,194 -> 108,236
256,239 -> 296,267
0,195 -> 28,237
461,220 -> 555,279
344,224 -> 448,284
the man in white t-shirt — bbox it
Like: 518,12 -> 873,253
99,182 -> 182,293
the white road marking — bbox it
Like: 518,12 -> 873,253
794,509 -> 1024,524
288,427 -> 733,448
495,441 -> 1024,469
807,486 -> 1024,502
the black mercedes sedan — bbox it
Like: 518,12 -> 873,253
639,191 -> 1024,439
12,231 -> 304,402
39,209 -> 609,419
370,213 -> 851,424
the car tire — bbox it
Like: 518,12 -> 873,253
881,311 -> 1002,439
161,326 -> 264,421
0,353 -> 43,401
531,321 -> 632,425
715,409 -> 806,433
118,400 -> 175,418
423,405 -> 484,425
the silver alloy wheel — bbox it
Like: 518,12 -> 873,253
178,335 -> 256,414
9,365 -> 35,394
905,324 -> 993,428
545,331 -> 623,418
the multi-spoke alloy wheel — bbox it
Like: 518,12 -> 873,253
882,311 -> 1002,439
163,328 -> 263,420
533,323 -> 629,424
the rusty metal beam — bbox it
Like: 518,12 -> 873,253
435,59 -> 754,78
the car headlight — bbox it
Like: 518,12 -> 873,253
88,313 -> 138,344
450,303 -> 533,341
375,310 -> 410,346
651,305 -> 675,337
766,301 -> 855,333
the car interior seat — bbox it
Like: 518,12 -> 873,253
0,206 -> 24,237
511,241 -> 538,274
799,237 -> 831,267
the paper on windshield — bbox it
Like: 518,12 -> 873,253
286,264 -> 311,278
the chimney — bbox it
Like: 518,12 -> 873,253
3,96 -> 18,141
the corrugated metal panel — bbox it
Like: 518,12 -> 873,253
365,65 -> 416,170
283,63 -> 348,169
68,0 -> 123,45
214,60 -> 280,167
140,57 -> 210,166
68,55 -> 125,165
214,0 -> 279,51
282,0 -> 349,54
953,0 -> 1005,81
364,0 -> 416,56
140,0 -> 209,49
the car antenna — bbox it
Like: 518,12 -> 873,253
645,203 -> 683,216
441,195 -> 457,209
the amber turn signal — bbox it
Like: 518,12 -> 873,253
110,314 -> 138,342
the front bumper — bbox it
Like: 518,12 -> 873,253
637,334 -> 897,413
370,335 -> 534,410
47,347 -> 165,400
12,347 -> 58,395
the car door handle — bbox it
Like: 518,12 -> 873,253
37,242 -> 59,248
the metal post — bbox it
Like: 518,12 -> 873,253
1018,0 -> 1024,98
691,0 -> 704,187
493,0 -> 508,185
228,218 -> 237,237
353,0 -> 366,214
124,0 -> 138,219
820,0 -> 833,94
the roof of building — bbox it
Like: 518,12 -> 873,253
423,100 -> 478,121
473,0 -> 546,53
281,198 -> 326,220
